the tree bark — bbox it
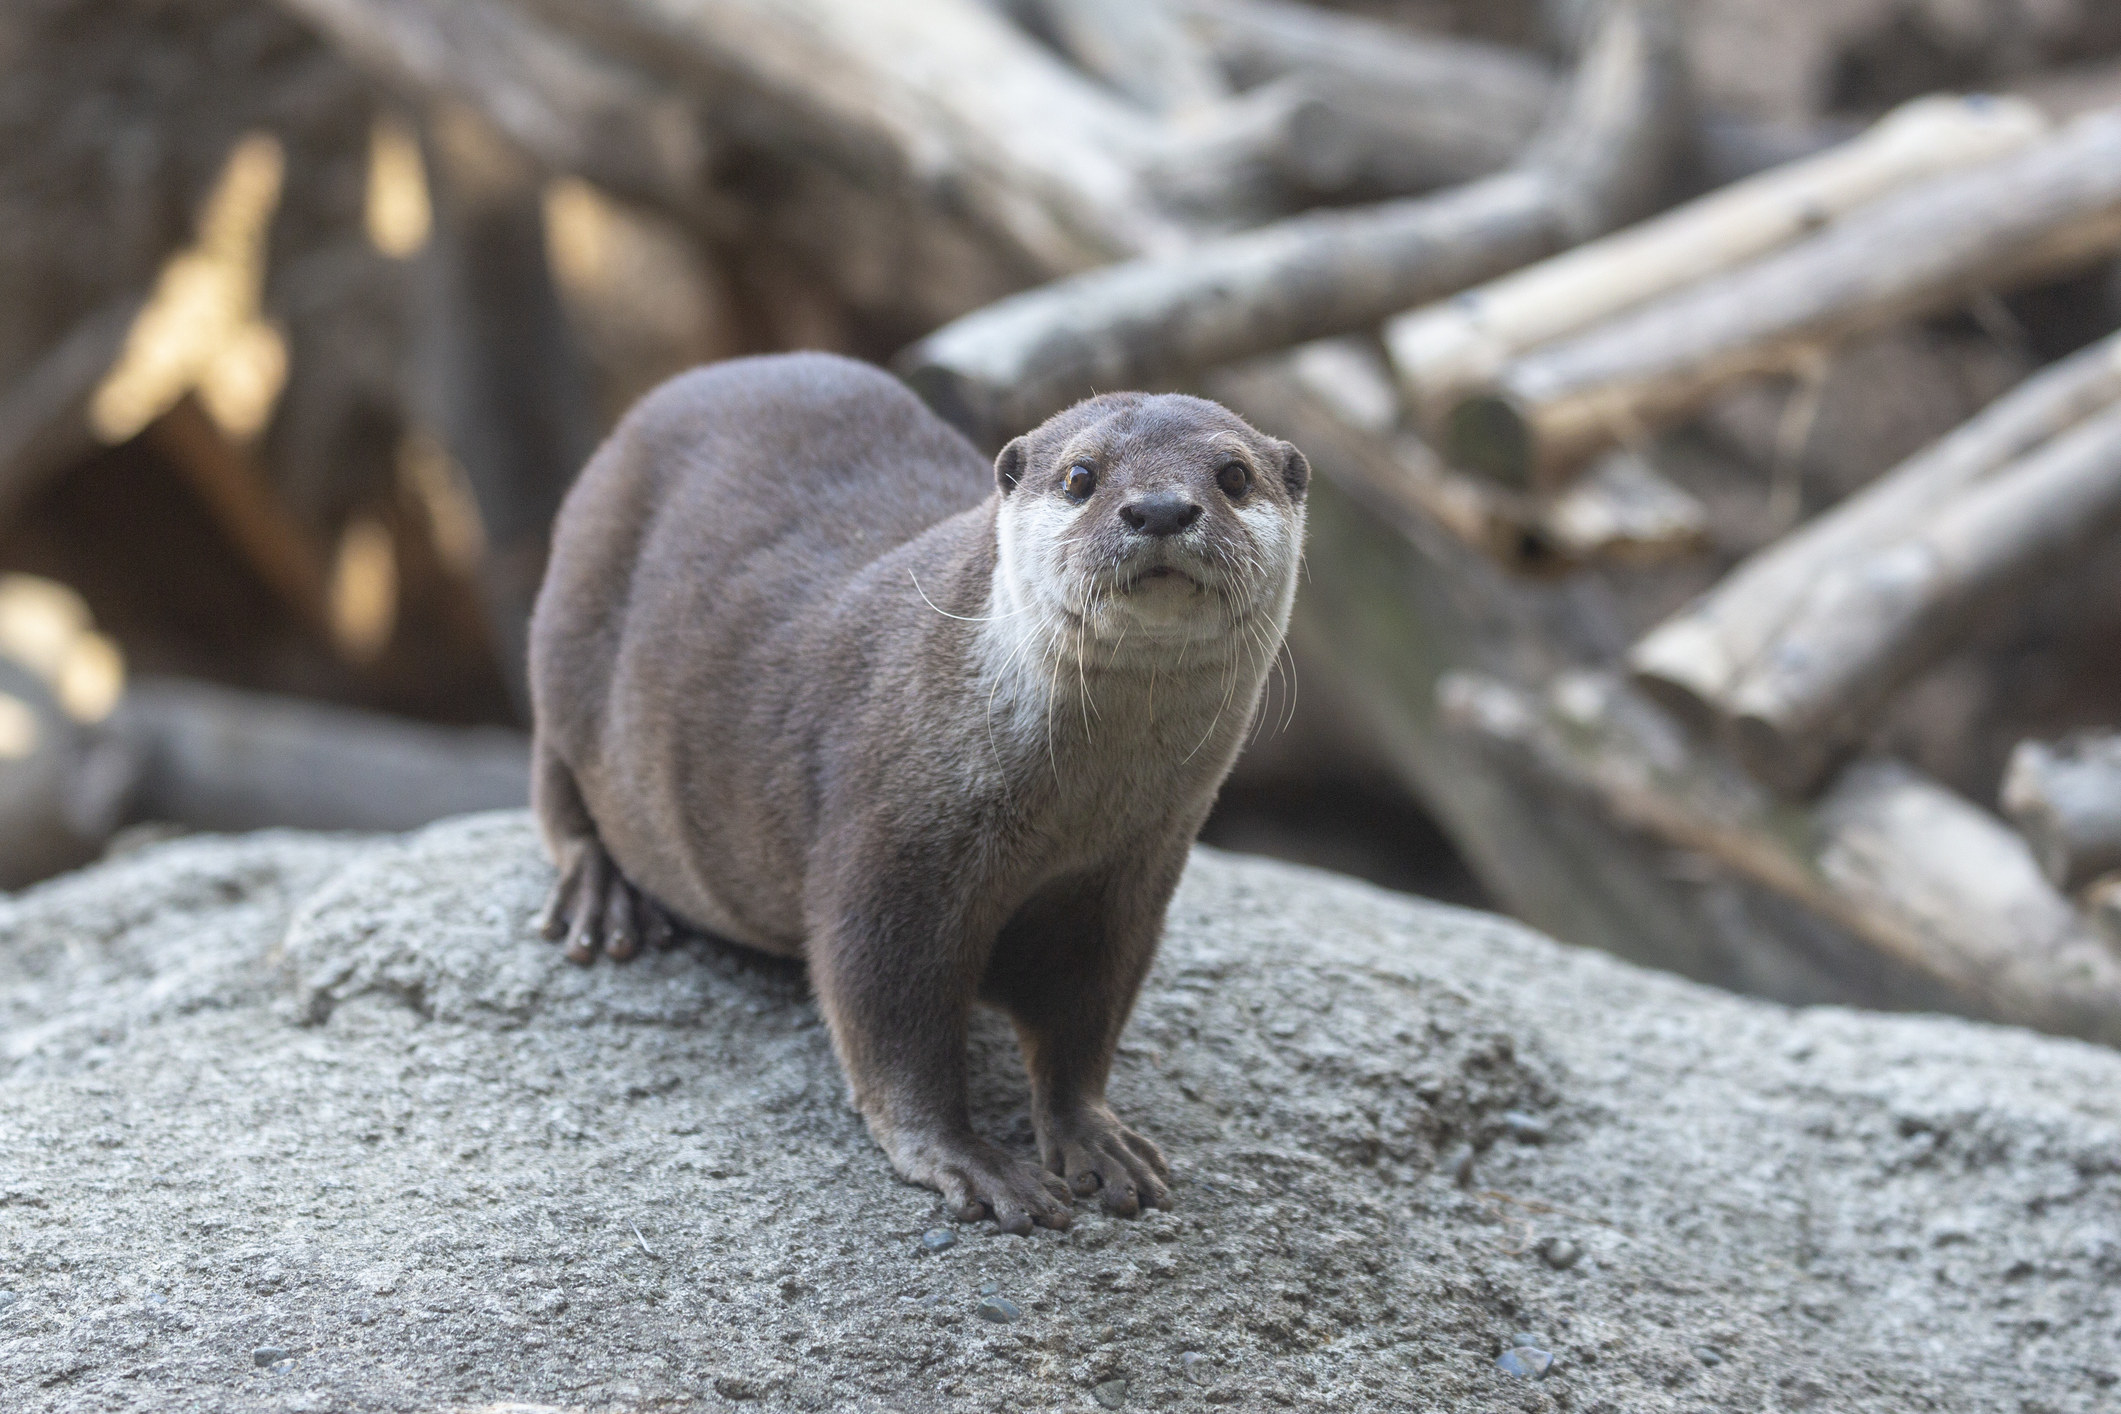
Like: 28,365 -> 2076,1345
1447,109 -> 2121,489
1628,327 -> 2121,730
1174,0 -> 1556,193
897,0 -> 1686,445
0,299 -> 140,525
411,105 -> 600,721
1034,0 -> 1229,115
1725,399 -> 2121,794
1386,94 -> 2048,432
115,676 -> 529,834
2002,734 -> 2121,891
1270,339 -> 1705,570
1442,670 -> 2121,1046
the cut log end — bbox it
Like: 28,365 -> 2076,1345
1445,392 -> 1536,486
1730,708 -> 1840,799
2000,735 -> 2121,892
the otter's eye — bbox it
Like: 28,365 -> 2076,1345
1063,464 -> 1096,501
1216,461 -> 1250,500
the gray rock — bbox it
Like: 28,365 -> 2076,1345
920,1228 -> 956,1252
975,1295 -> 1021,1324
1538,1237 -> 1582,1270
1094,1376 -> 1131,1407
1,813 -> 2118,1412
252,1346 -> 289,1367
1496,1347 -> 1553,1380
1499,1110 -> 1550,1143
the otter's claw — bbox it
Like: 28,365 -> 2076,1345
538,841 -> 680,964
898,1133 -> 1074,1235
1041,1107 -> 1171,1217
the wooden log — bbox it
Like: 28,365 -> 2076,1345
1385,94 -> 2048,431
273,0 -> 1371,320
1441,669 -> 2121,1046
1446,109 -> 2121,489
141,394 -> 334,638
1033,0 -> 1229,115
1214,357 -> 2001,1009
1136,77 -> 1358,225
1174,0 -> 1557,193
2000,734 -> 2121,891
2090,873 -> 2121,947
0,299 -> 140,525
1275,338 -> 1705,569
411,105 -> 599,721
1629,326 -> 2121,730
1725,399 -> 2121,794
897,0 -> 1686,445
272,0 -> 735,234
1539,449 -> 1708,565
550,0 -> 1184,264
113,676 -> 529,835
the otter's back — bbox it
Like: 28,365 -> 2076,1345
529,353 -> 993,943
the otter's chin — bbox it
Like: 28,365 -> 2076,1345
1077,567 -> 1224,641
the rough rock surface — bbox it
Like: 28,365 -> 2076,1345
2,812 -> 2118,1412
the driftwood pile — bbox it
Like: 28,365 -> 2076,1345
5,0 -> 2121,1044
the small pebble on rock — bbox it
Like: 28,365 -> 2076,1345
0,1292 -> 16,1309
1093,1377 -> 1130,1408
921,1228 -> 956,1251
1496,1347 -> 1554,1380
975,1295 -> 1022,1324
1181,1351 -> 1211,1385
252,1346 -> 289,1368
1694,1345 -> 1724,1366
1500,1111 -> 1550,1143
1539,1237 -> 1582,1269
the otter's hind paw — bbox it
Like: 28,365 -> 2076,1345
537,842 -> 680,964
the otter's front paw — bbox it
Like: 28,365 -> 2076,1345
897,1132 -> 1074,1236
1039,1106 -> 1171,1217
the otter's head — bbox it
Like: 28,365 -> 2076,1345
992,393 -> 1308,646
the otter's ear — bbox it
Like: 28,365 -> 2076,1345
995,437 -> 1028,495
1278,441 -> 1311,501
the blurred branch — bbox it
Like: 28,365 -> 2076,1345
1443,670 -> 2121,1046
1386,95 -> 2048,439
1445,110 -> 2121,489
114,676 -> 528,834
2003,734 -> 2121,891
1175,0 -> 1556,192
1629,328 -> 2121,783
896,0 -> 1686,445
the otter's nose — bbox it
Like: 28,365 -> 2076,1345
1118,492 -> 1203,538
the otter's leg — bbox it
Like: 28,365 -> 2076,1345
531,741 -> 681,963
985,866 -> 1176,1217
806,876 -> 1073,1235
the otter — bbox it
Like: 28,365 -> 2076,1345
528,352 -> 1307,1233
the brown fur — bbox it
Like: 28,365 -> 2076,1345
529,352 -> 1308,1231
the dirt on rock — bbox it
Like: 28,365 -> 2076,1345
1,812 -> 2117,1412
